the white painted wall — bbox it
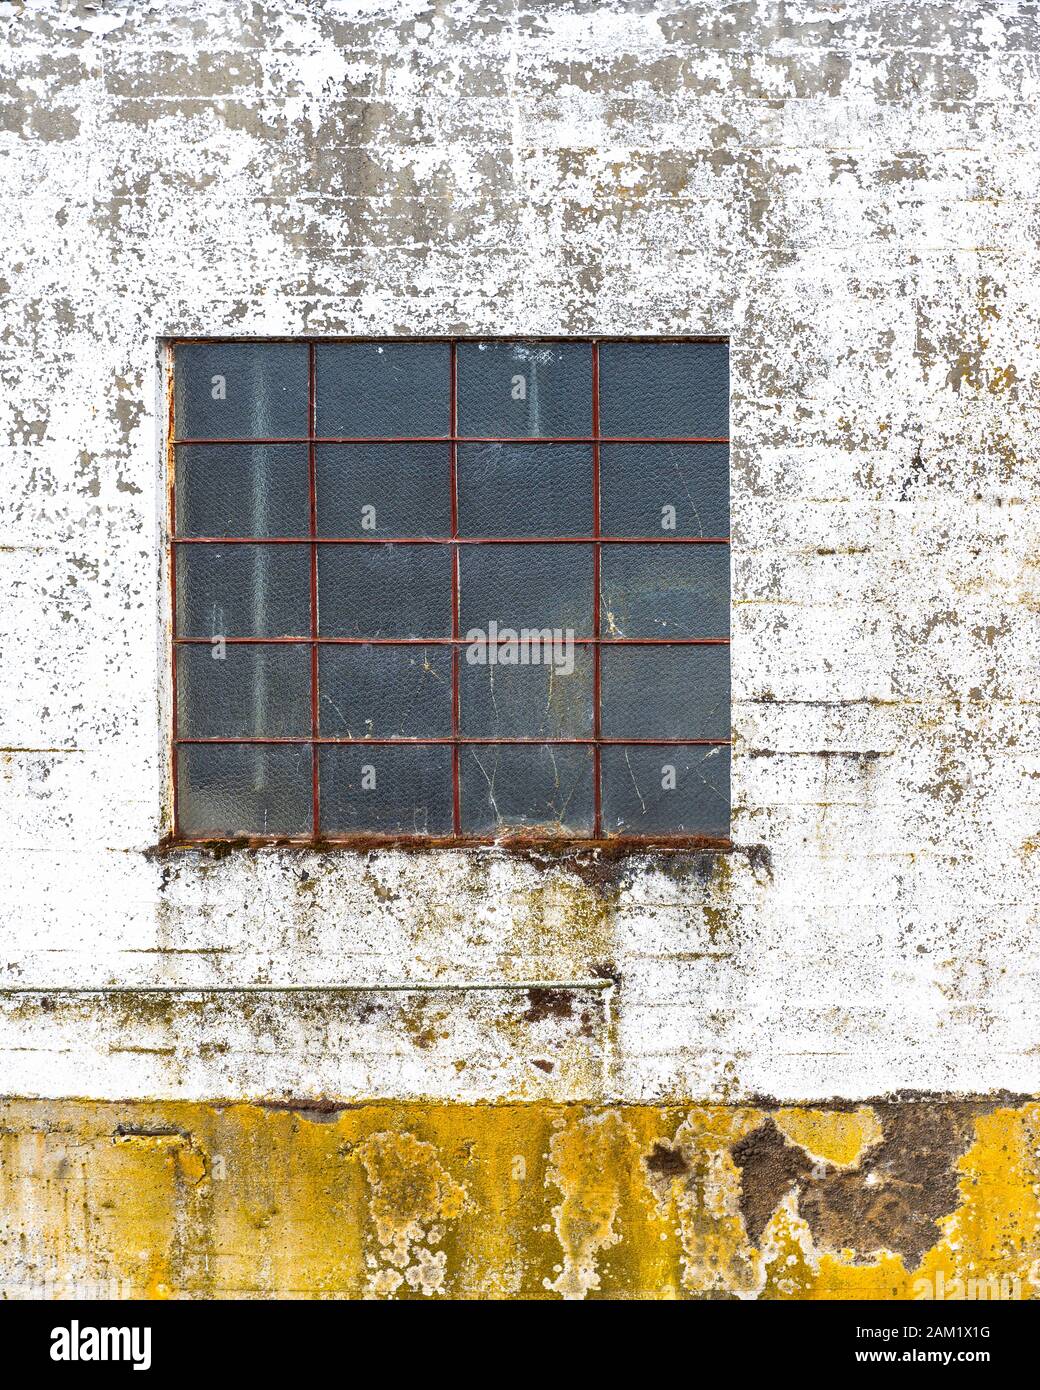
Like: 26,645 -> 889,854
1,0 -> 1038,1102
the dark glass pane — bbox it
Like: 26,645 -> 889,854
601,744 -> 729,837
601,645 -> 729,739
457,444 -> 591,537
599,342 -> 728,438
177,643 -> 311,738
599,544 -> 729,637
174,343 -> 309,440
460,643 -> 593,738
315,342 -> 450,437
456,341 -> 592,437
319,645 -> 452,737
600,444 -> 729,538
459,544 -> 592,636
175,543 -> 310,637
459,744 -> 594,835
317,544 -> 452,637
177,742 -> 312,838
316,444 -> 450,538
319,745 -> 453,835
176,444 -> 309,538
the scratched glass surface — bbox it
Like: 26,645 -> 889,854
456,444 -> 592,537
317,544 -> 453,638
459,645 -> 594,738
458,744 -> 594,834
319,644 -> 453,738
459,544 -> 593,635
177,742 -> 313,838
174,343 -> 309,440
601,744 -> 730,837
598,342 -> 729,439
175,543 -> 311,638
600,644 -> 730,739
600,444 -> 729,538
456,341 -> 592,437
176,444 -> 310,538
316,444 -> 451,538
319,745 -> 454,835
177,643 -> 311,738
315,342 -> 450,437
599,543 -> 729,638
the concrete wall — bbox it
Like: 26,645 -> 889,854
1,0 -> 1039,1297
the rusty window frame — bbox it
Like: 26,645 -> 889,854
166,336 -> 731,848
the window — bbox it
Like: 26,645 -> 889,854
169,338 -> 730,844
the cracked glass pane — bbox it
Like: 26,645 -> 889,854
177,444 -> 310,538
316,443 -> 451,538
457,341 -> 592,437
459,543 -> 593,636
315,342 -> 450,437
457,443 -> 592,537
175,343 -> 309,440
319,745 -> 453,835
601,645 -> 729,739
459,744 -> 594,835
601,744 -> 730,837
600,443 -> 729,538
176,543 -> 311,638
599,542 -> 729,638
177,643 -> 311,739
177,743 -> 313,838
459,644 -> 594,738
319,644 -> 452,738
317,544 -> 453,638
599,341 -> 728,438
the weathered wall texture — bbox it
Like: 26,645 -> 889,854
1,0 -> 1039,1298
3,1098 -> 1039,1299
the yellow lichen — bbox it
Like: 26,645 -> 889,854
774,1107 -> 884,1168
0,1099 -> 1037,1300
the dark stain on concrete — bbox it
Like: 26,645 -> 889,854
798,1104 -> 980,1267
731,1118 -> 815,1242
645,1140 -> 690,1178
733,1103 -> 995,1267
523,988 -> 574,1024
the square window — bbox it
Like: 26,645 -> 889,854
601,744 -> 730,838
175,342 -> 309,440
175,543 -> 310,639
457,443 -> 592,537
600,645 -> 729,740
315,342 -> 449,437
459,744 -> 594,836
171,339 -> 730,842
319,645 -> 452,738
456,341 -> 592,437
176,643 -> 311,739
177,444 -> 310,538
599,342 -> 728,438
600,543 -> 729,638
459,543 -> 593,636
319,745 -> 453,836
316,444 -> 451,538
317,544 -> 453,638
177,743 -> 313,839
600,443 -> 729,538
460,645 -> 594,739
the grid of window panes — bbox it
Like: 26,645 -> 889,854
171,339 -> 730,842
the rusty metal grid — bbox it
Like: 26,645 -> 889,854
168,338 -> 731,846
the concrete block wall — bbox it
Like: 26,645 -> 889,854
1,0 -> 1038,1297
